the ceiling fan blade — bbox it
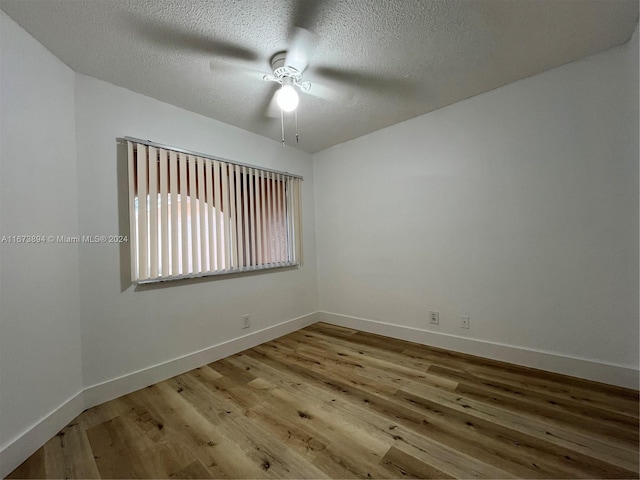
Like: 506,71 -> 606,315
130,16 -> 258,61
285,27 -> 318,73
209,60 -> 269,82
291,0 -> 323,31
265,89 -> 281,118
313,66 -> 417,97
299,81 -> 348,103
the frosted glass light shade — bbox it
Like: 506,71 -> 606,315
277,85 -> 299,112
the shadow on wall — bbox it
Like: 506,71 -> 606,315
116,140 -> 132,293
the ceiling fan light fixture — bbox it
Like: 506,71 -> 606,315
276,84 -> 299,112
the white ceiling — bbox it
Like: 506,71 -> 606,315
1,0 -> 637,153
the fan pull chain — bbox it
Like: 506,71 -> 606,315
280,107 -> 285,147
295,108 -> 299,144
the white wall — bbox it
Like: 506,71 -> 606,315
0,8 -> 83,467
0,6 -> 637,476
314,31 -> 639,384
74,74 -> 318,391
1,13 -> 318,475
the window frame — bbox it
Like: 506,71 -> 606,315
125,137 -> 303,284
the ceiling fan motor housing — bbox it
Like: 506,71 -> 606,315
270,52 -> 303,82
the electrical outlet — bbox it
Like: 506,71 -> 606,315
429,311 -> 439,325
461,316 -> 470,329
242,314 -> 251,329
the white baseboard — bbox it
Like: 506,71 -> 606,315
3,309 -> 636,477
320,312 -> 640,390
0,391 -> 85,479
0,312 -> 319,478
83,312 -> 320,409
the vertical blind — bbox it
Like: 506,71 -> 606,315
127,139 -> 303,283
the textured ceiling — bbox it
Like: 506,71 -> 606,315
1,0 -> 637,153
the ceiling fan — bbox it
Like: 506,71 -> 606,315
261,28 -> 316,113
209,25 -> 344,144
210,26 -> 341,118
131,2 -> 410,143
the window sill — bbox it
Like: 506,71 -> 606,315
134,262 -> 300,285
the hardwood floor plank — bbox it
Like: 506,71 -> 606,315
147,381 -> 266,479
244,347 -> 546,478
429,364 -> 640,440
351,365 -> 638,472
402,344 -> 639,416
170,460 -> 212,479
393,389 -> 638,478
244,383 -> 395,479
41,433 -> 67,479
348,331 -> 410,353
380,445 -> 455,479
85,416 -> 151,478
305,323 -> 358,340
298,343 -> 458,391
209,357 -> 258,385
401,341 -> 637,401
247,339 -> 638,478
174,370 -> 330,478
8,323 -> 639,479
234,350 -> 515,479
288,329 -> 433,372
52,422 -> 100,479
453,378 -> 640,445
466,366 -> 640,418
112,394 -> 203,478
5,447 -> 46,480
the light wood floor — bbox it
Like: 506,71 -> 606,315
8,323 -> 640,479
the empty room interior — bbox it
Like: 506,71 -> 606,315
1,0 -> 639,478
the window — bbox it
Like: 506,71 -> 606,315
127,139 -> 303,283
